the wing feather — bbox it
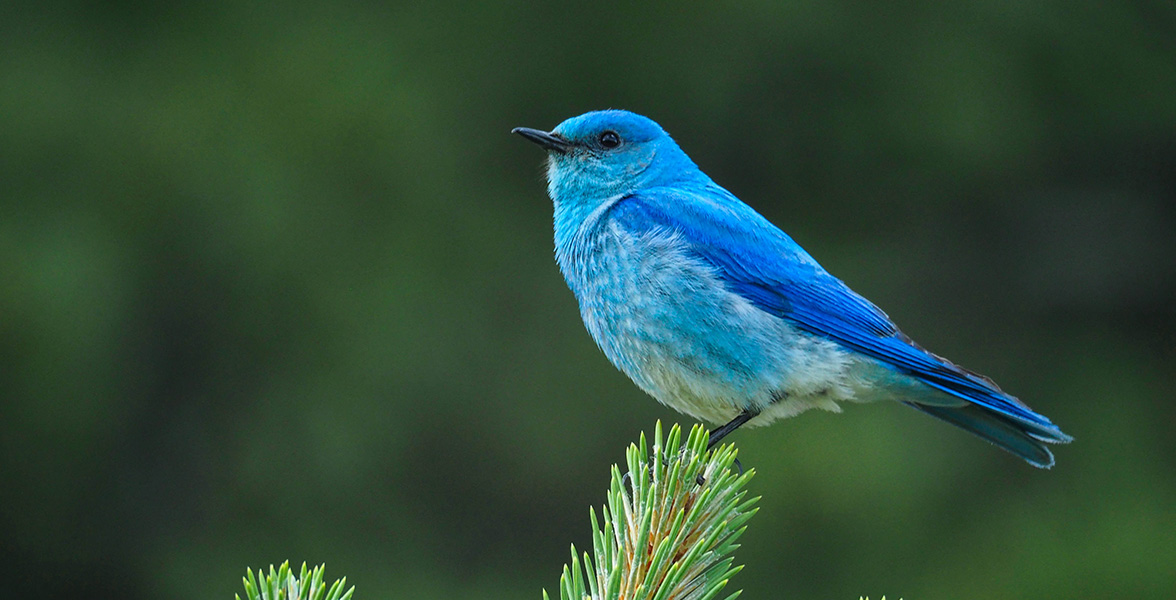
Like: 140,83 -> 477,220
608,186 -> 1061,434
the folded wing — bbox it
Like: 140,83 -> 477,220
610,186 -> 1071,465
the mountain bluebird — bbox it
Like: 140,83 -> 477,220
513,110 -> 1072,467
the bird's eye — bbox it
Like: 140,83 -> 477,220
598,130 -> 621,149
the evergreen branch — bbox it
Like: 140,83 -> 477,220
544,422 -> 759,600
232,431 -> 901,600
237,561 -> 354,600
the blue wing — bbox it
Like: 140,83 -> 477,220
608,185 -> 1070,447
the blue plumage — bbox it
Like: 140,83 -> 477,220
514,110 -> 1071,467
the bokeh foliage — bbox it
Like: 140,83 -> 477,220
1,2 -> 1174,599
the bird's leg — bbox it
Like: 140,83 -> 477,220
707,409 -> 758,450
696,410 -> 758,486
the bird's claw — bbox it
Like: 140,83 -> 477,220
695,457 -> 744,486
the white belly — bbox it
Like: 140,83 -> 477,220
562,220 -> 886,426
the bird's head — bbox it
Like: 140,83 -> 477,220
513,110 -> 702,208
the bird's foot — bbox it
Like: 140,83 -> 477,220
695,457 -> 744,486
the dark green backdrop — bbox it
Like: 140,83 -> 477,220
3,2 -> 1174,599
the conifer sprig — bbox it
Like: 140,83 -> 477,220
237,561 -> 353,600
545,422 -> 759,600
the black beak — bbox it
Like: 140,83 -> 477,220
512,127 -> 572,153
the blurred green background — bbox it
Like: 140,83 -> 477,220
3,1 -> 1175,599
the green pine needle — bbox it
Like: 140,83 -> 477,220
233,431 -> 898,600
544,422 -> 759,600
237,561 -> 354,600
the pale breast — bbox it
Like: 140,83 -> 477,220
559,216 -> 868,425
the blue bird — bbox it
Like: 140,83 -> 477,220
513,110 -> 1072,468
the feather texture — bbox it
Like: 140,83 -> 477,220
517,109 -> 1072,467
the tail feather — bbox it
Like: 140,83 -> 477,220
904,401 -> 1072,469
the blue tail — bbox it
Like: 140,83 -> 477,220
904,401 -> 1072,468
865,336 -> 1073,468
